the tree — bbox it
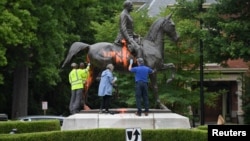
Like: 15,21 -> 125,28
201,0 -> 250,63
0,0 -> 126,118
0,0 -> 91,118
0,0 -> 38,118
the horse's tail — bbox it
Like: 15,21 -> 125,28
61,42 -> 90,68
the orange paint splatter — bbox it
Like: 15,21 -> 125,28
121,39 -> 128,67
101,40 -> 131,68
118,108 -> 127,114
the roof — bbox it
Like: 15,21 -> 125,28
226,59 -> 249,68
132,0 -> 217,17
203,59 -> 249,75
147,0 -> 176,17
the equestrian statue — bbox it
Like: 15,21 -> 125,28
62,14 -> 179,110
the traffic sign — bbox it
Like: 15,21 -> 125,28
125,128 -> 142,141
42,101 -> 48,110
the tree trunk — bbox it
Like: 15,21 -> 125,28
11,66 -> 28,119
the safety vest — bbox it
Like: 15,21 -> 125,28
69,69 -> 83,90
78,65 -> 90,82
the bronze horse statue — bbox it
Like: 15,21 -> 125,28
62,14 -> 179,110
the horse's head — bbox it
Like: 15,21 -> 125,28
163,14 -> 179,42
145,14 -> 179,44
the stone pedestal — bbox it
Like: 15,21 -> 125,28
61,108 -> 191,131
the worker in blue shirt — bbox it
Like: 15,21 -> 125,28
128,58 -> 154,116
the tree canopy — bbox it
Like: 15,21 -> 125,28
202,0 -> 250,63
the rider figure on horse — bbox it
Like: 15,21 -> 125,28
114,0 -> 142,58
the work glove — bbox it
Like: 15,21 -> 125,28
113,77 -> 117,82
129,59 -> 133,65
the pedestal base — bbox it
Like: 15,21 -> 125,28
61,108 -> 191,130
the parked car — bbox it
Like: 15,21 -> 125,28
0,113 -> 8,121
17,115 -> 66,126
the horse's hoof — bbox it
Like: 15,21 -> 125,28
160,104 -> 170,111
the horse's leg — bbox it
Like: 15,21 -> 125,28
161,63 -> 176,84
149,73 -> 169,110
83,85 -> 90,110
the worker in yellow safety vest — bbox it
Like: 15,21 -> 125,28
68,62 -> 85,114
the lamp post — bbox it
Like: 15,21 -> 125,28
199,0 -> 205,125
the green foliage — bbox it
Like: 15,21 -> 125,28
0,0 -> 107,117
131,9 -> 155,36
0,46 -> 6,84
0,120 -> 60,134
195,125 -> 208,130
0,128 -> 207,141
0,0 -> 36,84
201,0 -> 250,62
91,19 -> 118,42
